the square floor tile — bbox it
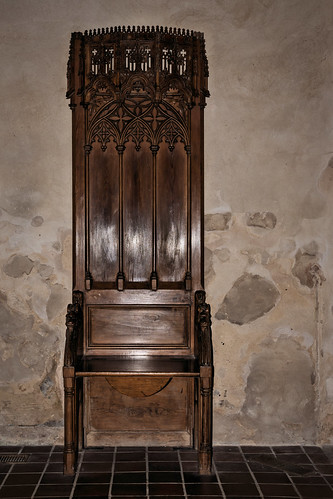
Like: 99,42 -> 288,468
258,483 -> 299,496
11,463 -> 45,473
0,464 -> 11,474
149,451 -> 178,461
218,472 -> 254,483
149,471 -> 182,482
186,482 -> 222,495
149,482 -> 184,495
213,451 -> 244,462
113,471 -> 146,483
49,453 -> 63,462
41,472 -> 76,484
80,462 -> 112,473
181,462 -> 199,472
4,473 -> 40,485
149,461 -> 180,471
183,471 -> 217,482
294,484 -> 333,497
73,484 -> 110,496
76,472 -> 110,484
116,446 -> 145,452
34,484 -> 73,497
114,461 -> 146,472
150,496 -> 185,499
82,452 -> 114,462
44,462 -> 64,473
0,486 -> 36,498
111,483 -> 146,495
215,461 -> 249,472
222,482 -> 260,496
277,453 -> 312,464
254,472 -> 291,484
291,474 -> 328,485
116,451 -> 145,461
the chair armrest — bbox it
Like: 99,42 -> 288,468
195,290 -> 213,367
64,291 -> 83,368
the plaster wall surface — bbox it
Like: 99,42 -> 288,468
0,0 -> 332,446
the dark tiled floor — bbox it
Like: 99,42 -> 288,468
0,445 -> 333,498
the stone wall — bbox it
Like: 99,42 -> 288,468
0,0 -> 332,445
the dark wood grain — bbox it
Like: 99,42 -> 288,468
89,143 -> 119,283
88,305 -> 190,349
123,140 -> 153,283
157,141 -> 187,282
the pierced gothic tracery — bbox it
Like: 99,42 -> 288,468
89,96 -> 188,152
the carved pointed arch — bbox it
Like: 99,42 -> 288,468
89,116 -> 119,151
156,117 -> 187,150
122,116 -> 153,150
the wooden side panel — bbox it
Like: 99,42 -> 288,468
87,305 -> 190,348
157,141 -> 187,282
88,144 -> 119,282
123,140 -> 153,283
85,377 -> 193,446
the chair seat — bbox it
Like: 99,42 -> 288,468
76,356 -> 200,377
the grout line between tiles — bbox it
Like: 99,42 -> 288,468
69,447 -> 84,499
302,444 -> 333,492
145,446 -> 149,499
177,448 -> 188,499
212,457 -> 226,499
0,446 -> 23,491
108,445 -> 117,499
31,444 -> 55,499
239,444 -> 264,499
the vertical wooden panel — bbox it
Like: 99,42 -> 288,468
123,140 -> 153,283
157,141 -> 187,282
88,144 -> 119,282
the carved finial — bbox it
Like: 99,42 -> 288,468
195,290 -> 213,366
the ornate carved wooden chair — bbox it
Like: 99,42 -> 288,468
63,25 -> 213,475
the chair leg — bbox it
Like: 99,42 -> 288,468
198,370 -> 213,474
63,368 -> 76,475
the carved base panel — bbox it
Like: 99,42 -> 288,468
85,377 -> 194,447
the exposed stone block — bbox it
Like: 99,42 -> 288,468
205,212 -> 231,231
246,212 -> 277,229
215,273 -> 280,325
3,254 -> 34,278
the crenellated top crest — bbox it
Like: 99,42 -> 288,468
66,25 -> 209,108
